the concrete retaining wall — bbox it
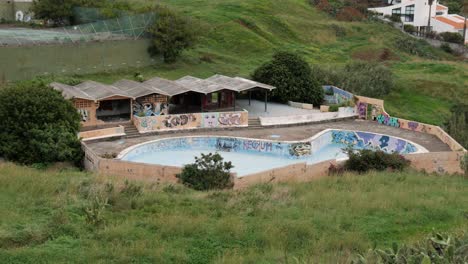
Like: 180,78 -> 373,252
79,126 -> 125,141
134,110 -> 248,133
288,101 -> 313,110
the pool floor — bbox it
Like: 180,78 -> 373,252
123,143 -> 348,177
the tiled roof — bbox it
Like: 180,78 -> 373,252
436,4 -> 448,11
434,15 -> 468,30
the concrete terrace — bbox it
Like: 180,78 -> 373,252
87,120 -> 451,157
236,99 -> 319,118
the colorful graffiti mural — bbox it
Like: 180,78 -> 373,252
358,102 -> 367,119
133,111 -> 248,133
331,130 -> 417,154
376,114 -> 400,128
121,130 -> 422,164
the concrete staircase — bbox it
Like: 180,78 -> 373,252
248,118 -> 263,129
124,123 -> 140,138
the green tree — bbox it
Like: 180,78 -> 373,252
252,52 -> 324,106
0,82 -> 82,165
147,6 -> 196,63
32,0 -> 76,25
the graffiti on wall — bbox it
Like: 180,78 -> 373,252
219,113 -> 241,126
358,102 -> 367,119
216,138 -> 241,152
331,130 -> 417,154
162,114 -> 197,128
376,114 -> 400,128
133,101 -> 169,117
289,143 -> 312,157
202,113 -> 219,128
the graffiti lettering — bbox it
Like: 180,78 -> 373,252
243,140 -> 273,152
163,114 -> 197,128
408,121 -> 419,131
219,113 -> 241,126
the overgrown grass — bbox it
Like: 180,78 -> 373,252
0,163 -> 466,263
56,0 -> 463,126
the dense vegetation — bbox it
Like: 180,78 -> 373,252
56,0 -> 463,126
177,153 -> 234,190
252,52 -> 324,105
0,163 -> 466,262
0,82 -> 82,165
344,149 -> 410,173
147,5 -> 197,63
445,103 -> 468,150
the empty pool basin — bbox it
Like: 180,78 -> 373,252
118,129 -> 428,177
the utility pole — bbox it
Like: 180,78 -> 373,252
463,1 -> 467,45
427,0 -> 434,36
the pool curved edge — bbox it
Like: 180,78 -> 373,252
117,129 -> 428,161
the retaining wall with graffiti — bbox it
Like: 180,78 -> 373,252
323,85 -> 354,105
133,110 -> 248,133
355,96 -> 466,152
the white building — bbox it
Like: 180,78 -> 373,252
369,0 -> 467,44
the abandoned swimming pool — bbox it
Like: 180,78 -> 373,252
118,129 -> 428,177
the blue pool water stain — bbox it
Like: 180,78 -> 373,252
120,131 -> 420,177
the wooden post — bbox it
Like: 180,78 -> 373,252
264,90 -> 268,112
249,90 -> 251,106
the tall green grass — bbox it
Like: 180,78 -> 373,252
0,163 -> 466,263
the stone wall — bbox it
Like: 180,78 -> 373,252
134,110 -> 248,133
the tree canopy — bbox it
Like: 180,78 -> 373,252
0,82 -> 82,165
252,52 -> 324,106
147,6 -> 197,63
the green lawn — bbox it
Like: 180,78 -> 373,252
0,163 -> 466,263
58,0 -> 465,126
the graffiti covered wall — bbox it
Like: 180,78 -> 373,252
133,111 -> 248,133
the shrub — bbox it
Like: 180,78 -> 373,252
177,153 -> 234,191
340,61 -> 394,97
344,149 -> 410,173
32,0 -> 76,25
439,31 -> 464,44
252,52 -> 324,106
394,36 -> 437,59
0,82 -> 82,165
147,5 -> 197,63
445,103 -> 468,150
403,24 -> 416,34
389,14 -> 402,23
336,7 -> 365,21
355,231 -> 468,264
440,43 -> 454,54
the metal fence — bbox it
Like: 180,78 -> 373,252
0,12 -> 155,46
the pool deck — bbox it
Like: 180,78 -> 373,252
86,119 -> 451,156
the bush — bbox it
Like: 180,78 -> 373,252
0,83 -> 82,165
440,43 -> 454,54
147,6 -> 197,63
445,103 -> 468,150
439,32 -> 464,44
403,24 -> 416,34
394,36 -> 437,59
340,61 -> 394,97
252,52 -> 324,106
355,231 -> 468,264
177,153 -> 234,191
344,149 -> 410,173
389,14 -> 402,23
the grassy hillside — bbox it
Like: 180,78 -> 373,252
0,163 -> 466,263
71,0 -> 467,125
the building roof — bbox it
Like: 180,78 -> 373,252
51,81 -> 134,101
434,15 -> 468,30
175,76 -> 238,94
51,74 -> 275,101
113,79 -> 170,98
143,77 -> 190,96
206,74 -> 276,92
